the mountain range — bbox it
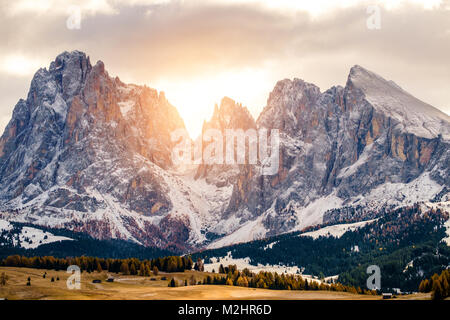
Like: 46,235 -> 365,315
0,51 -> 449,253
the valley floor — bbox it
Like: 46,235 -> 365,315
0,267 -> 431,300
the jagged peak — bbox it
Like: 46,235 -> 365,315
49,50 -> 91,72
202,96 -> 255,132
273,78 -> 320,92
266,78 -> 321,108
29,67 -> 52,86
219,96 -> 239,110
93,59 -> 105,73
215,97 -> 252,118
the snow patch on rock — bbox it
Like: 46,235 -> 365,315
443,218 -> 450,246
0,219 -> 13,232
0,219 -> 73,249
299,219 -> 377,240
118,100 -> 134,117
293,194 -> 344,231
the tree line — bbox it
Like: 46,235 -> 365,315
169,263 -> 377,295
1,255 -> 193,275
418,268 -> 450,300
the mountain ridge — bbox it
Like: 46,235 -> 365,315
0,50 -> 449,252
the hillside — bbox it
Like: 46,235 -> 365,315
192,204 -> 450,292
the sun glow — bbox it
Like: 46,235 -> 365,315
0,55 -> 45,77
154,68 -> 274,139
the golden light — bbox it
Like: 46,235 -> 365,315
154,68 -> 274,139
0,55 -> 44,77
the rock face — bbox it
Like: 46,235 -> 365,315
0,51 -> 191,251
0,51 -> 449,251
194,97 -> 256,187
207,66 -> 450,248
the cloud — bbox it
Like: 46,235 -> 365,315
4,0 -> 118,17
210,0 -> 444,16
4,0 -> 445,17
0,0 -> 449,137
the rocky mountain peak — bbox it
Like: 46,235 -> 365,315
348,64 -> 372,78
48,51 -> 92,102
205,97 -> 255,132
49,50 -> 91,72
263,78 -> 321,113
346,64 -> 450,140
347,64 -> 405,95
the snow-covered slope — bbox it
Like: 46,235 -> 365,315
299,219 -> 377,240
0,219 -> 73,249
16,226 -> 73,249
203,251 -> 303,275
206,213 -> 268,249
349,65 -> 450,140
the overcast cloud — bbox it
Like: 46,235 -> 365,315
1,0 -> 449,136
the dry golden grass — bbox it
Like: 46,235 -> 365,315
0,267 -> 430,300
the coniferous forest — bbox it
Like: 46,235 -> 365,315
1,255 -> 193,274
0,222 -> 176,260
192,206 -> 450,292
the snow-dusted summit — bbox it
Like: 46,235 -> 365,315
348,65 -> 450,140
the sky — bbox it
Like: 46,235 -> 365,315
1,0 -> 449,138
